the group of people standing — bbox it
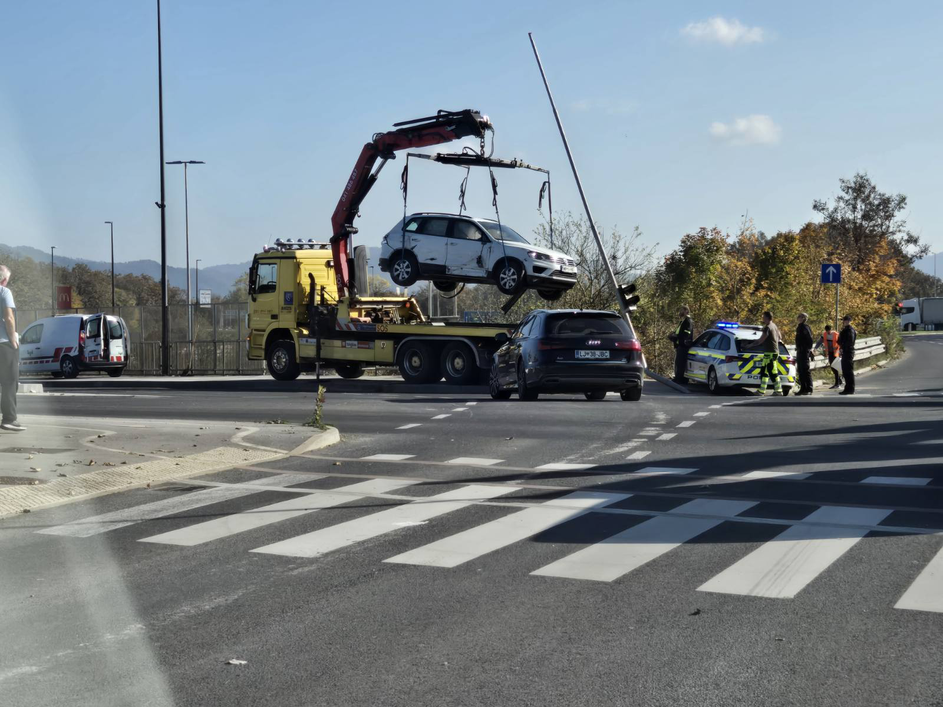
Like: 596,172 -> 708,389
670,306 -> 858,396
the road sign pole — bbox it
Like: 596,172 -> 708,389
835,283 -> 839,330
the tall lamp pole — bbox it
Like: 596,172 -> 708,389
50,246 -> 56,313
195,259 -> 201,301
166,160 -> 204,341
104,221 -> 115,307
155,0 -> 169,375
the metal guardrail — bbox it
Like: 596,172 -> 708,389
786,337 -> 886,370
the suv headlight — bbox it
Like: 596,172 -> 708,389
527,251 -> 551,261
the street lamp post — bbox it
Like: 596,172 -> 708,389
50,246 -> 56,313
167,159 -> 204,375
104,221 -> 115,308
195,259 -> 201,303
155,0 -> 169,375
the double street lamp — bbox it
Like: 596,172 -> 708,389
166,160 -> 204,371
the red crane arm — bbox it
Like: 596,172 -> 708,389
329,109 -> 492,299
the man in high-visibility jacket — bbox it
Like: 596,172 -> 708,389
746,310 -> 784,395
813,323 -> 842,389
668,305 -> 693,384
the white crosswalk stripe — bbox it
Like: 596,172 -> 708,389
252,485 -> 516,558
895,542 -> 943,613
446,457 -> 503,466
361,454 -> 414,462
534,463 -> 597,472
697,506 -> 891,598
36,474 -> 320,538
139,479 -> 412,547
384,491 -> 630,568
532,499 -> 756,582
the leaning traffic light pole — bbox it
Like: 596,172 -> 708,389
528,33 -> 637,336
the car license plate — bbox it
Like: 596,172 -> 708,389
576,350 -> 609,359
560,265 -> 577,274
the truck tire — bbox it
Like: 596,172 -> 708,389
441,342 -> 478,385
398,341 -> 441,384
267,339 -> 300,381
334,362 -> 364,379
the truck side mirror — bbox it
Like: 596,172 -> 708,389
495,332 -> 509,345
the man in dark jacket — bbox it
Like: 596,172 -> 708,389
795,312 -> 814,395
668,306 -> 693,384
838,314 -> 857,395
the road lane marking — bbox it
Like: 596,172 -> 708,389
634,467 -> 696,476
431,414 -> 451,420
465,402 -> 478,405
451,408 -> 469,412
895,542 -> 943,613
251,485 -> 516,558
627,451 -> 651,460
862,476 -> 931,486
361,454 -> 415,462
36,474 -> 320,538
677,421 -> 696,428
446,457 -> 503,466
742,470 -> 811,480
697,506 -> 892,598
531,499 -> 756,582
639,429 -> 661,436
694,412 -> 710,417
656,433 -> 677,441
384,491 -> 630,568
534,463 -> 598,472
396,424 -> 422,430
140,479 -> 412,547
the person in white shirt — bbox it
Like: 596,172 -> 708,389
0,265 -> 25,431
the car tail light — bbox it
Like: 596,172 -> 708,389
538,341 -> 566,350
614,340 -> 642,351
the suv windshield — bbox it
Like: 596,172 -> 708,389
479,221 -> 528,244
546,314 -> 631,337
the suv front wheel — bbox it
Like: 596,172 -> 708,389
495,259 -> 525,295
390,251 -> 419,287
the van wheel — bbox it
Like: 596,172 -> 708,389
60,356 -> 79,379
390,251 -> 419,287
107,369 -> 124,378
334,363 -> 364,379
267,340 -> 300,381
398,342 -> 441,384
441,343 -> 478,385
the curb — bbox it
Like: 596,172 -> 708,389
644,368 -> 691,394
0,425 -> 341,519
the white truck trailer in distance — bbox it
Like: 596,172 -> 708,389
899,297 -> 943,331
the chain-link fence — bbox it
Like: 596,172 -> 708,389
18,304 -> 264,375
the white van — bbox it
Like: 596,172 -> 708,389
18,314 -> 130,378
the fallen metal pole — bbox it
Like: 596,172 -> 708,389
528,32 -> 635,336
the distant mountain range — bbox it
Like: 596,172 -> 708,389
0,243 -> 392,295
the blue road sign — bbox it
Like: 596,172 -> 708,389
821,263 -> 842,284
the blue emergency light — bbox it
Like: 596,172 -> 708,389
716,321 -> 740,329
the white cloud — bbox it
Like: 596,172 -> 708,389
570,98 -> 638,115
681,17 -> 766,46
710,115 -> 782,145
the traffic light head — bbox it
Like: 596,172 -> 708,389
618,283 -> 640,310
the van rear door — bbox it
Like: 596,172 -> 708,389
83,314 -> 105,362
106,317 -> 126,363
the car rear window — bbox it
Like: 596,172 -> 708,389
546,314 -> 631,337
735,337 -> 789,355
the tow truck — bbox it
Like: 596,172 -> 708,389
247,109 -> 520,384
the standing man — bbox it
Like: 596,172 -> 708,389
813,324 -> 842,389
795,312 -> 814,395
838,314 -> 857,396
668,305 -> 693,384
747,310 -> 784,396
0,265 -> 24,431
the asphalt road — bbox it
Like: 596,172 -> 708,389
3,338 -> 943,706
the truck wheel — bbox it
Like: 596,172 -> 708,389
333,362 -> 364,379
267,339 -> 300,381
398,342 -> 441,384
389,251 -> 419,287
441,343 -> 478,385
60,355 -> 79,379
495,259 -> 525,295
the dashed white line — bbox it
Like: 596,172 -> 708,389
635,467 -> 696,476
361,454 -> 415,462
742,470 -> 811,480
465,402 -> 478,406
627,451 -> 651,460
694,412 -> 710,417
432,414 -> 451,420
396,424 -> 422,430
656,433 -> 677,441
677,421 -> 696,428
452,408 -> 469,412
535,463 -> 598,472
639,429 -> 661,436
446,457 -> 504,466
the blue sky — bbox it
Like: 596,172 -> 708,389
2,1 -> 941,274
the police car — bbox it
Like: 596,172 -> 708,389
684,322 -> 796,395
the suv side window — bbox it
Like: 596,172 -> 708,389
21,324 -> 43,345
514,316 -> 534,339
255,262 -> 278,294
405,219 -> 421,232
452,221 -> 484,241
417,218 -> 450,237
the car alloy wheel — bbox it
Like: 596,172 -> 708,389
391,258 -> 412,284
708,367 -> 720,394
496,260 -> 524,295
489,362 -> 511,399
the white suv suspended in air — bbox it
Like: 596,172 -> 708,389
378,213 -> 578,300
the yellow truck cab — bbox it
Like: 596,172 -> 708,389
246,240 -> 511,384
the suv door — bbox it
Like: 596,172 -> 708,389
407,217 -> 449,276
445,220 -> 488,277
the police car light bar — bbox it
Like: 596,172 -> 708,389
716,321 -> 740,329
